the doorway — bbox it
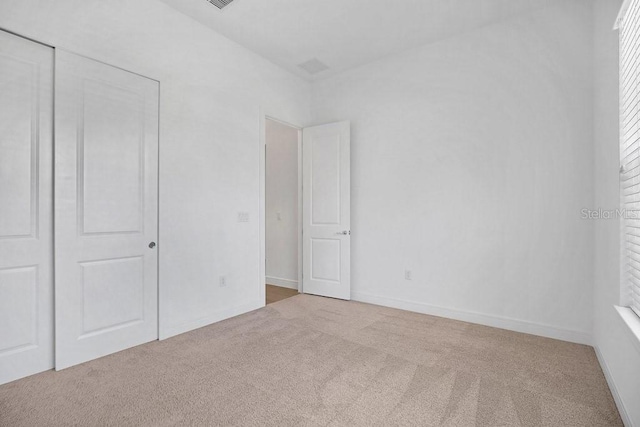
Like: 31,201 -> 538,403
261,118 -> 352,304
264,118 -> 302,305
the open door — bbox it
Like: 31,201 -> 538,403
302,121 -> 350,300
54,51 -> 159,369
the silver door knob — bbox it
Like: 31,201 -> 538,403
149,242 -> 156,249
336,231 -> 350,235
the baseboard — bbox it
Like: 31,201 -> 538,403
0,362 -> 53,386
159,299 -> 263,340
594,345 -> 633,427
352,291 -> 592,345
266,276 -> 298,290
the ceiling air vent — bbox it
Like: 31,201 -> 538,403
298,59 -> 330,75
206,0 -> 235,10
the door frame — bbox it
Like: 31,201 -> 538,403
260,114 -> 303,305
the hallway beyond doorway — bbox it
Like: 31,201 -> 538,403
266,284 -> 298,305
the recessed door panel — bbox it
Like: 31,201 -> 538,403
80,256 -> 144,336
0,30 -> 54,385
310,239 -> 341,282
0,54 -> 37,238
55,50 -> 159,370
311,135 -> 341,225
0,266 -> 37,353
81,81 -> 144,235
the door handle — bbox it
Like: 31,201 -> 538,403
149,242 -> 156,249
336,231 -> 350,235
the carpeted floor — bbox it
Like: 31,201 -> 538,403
0,294 -> 622,426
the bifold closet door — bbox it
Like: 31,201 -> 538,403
55,50 -> 159,370
0,31 -> 54,385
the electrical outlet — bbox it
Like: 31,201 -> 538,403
404,270 -> 412,281
237,212 -> 249,223
219,275 -> 227,287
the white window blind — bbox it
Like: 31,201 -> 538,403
620,0 -> 640,317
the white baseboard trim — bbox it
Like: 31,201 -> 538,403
352,291 -> 592,345
266,276 -> 298,290
0,363 -> 53,386
159,300 -> 263,340
594,345 -> 632,427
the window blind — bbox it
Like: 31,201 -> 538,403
620,0 -> 640,317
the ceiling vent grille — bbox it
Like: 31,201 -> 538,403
206,0 -> 235,10
298,59 -> 330,75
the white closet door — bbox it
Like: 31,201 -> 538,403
302,121 -> 351,300
55,51 -> 159,370
0,31 -> 54,385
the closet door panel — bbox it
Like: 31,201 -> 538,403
0,30 -> 54,385
54,50 -> 159,370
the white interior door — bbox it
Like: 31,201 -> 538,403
55,50 -> 159,370
302,121 -> 350,300
0,31 -> 54,385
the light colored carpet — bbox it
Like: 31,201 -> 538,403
0,294 -> 622,426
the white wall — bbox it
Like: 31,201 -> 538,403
312,0 -> 594,344
593,0 -> 640,425
5,5 -> 638,420
265,119 -> 299,289
0,0 -> 312,339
